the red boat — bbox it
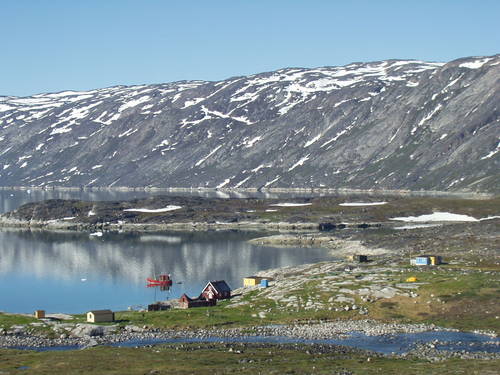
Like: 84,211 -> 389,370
146,274 -> 172,286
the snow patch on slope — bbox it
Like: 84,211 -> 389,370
480,141 -> 500,160
195,145 -> 223,167
459,58 -> 493,69
288,154 -> 310,171
124,206 -> 182,213
119,96 -> 151,112
340,202 -> 387,206
390,212 -> 478,222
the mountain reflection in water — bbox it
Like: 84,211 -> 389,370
0,229 -> 334,314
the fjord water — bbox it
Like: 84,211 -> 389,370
0,189 -> 334,314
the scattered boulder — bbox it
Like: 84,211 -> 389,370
70,324 -> 117,338
124,325 -> 146,333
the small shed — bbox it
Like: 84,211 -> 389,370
201,280 -> 231,301
429,255 -> 442,265
244,276 -> 264,287
179,294 -> 216,309
413,256 -> 431,266
347,254 -> 369,263
87,310 -> 114,323
148,303 -> 170,312
34,310 -> 45,319
260,279 -> 269,288
411,255 -> 443,266
319,222 -> 336,231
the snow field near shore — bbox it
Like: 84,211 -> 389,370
339,202 -> 387,206
123,206 -> 182,213
390,212 -> 500,222
269,203 -> 312,207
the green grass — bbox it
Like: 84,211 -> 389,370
117,299 -> 340,331
0,313 -> 38,330
2,265 -> 497,334
365,268 -> 500,332
106,265 -> 499,333
0,344 -> 498,375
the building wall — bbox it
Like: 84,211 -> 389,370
415,257 -> 431,265
244,278 -> 260,286
87,312 -> 114,322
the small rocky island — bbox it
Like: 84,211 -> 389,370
1,194 -> 499,233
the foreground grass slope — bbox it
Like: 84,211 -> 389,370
1,344 -> 499,375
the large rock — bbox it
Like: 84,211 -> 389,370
70,324 -> 117,338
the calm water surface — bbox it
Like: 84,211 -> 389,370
111,330 -> 500,354
0,189 -> 336,314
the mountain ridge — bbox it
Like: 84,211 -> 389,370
0,54 -> 498,192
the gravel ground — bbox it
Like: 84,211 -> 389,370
1,320 -> 498,360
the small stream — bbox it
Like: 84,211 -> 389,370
21,330 -> 499,354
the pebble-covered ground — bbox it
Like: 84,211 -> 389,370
1,319 -> 499,361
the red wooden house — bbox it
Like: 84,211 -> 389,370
179,293 -> 216,309
200,280 -> 231,301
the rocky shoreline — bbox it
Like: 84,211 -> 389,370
247,234 -> 391,256
2,185 -> 491,198
0,215 -> 385,234
1,320 -> 498,360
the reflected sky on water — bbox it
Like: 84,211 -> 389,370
0,229 -> 335,314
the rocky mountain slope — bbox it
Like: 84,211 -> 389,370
0,55 -> 498,192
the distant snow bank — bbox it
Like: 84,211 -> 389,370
390,211 -> 484,222
394,224 -> 442,230
124,206 -> 182,213
270,203 -> 312,207
339,202 -> 387,207
480,216 -> 500,221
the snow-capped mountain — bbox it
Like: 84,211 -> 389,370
0,55 -> 498,192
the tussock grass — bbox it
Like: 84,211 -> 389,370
1,344 -> 499,374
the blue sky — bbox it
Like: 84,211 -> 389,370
1,0 -> 499,97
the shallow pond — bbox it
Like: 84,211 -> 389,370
20,330 -> 500,355
113,330 -> 500,354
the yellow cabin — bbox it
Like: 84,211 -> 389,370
243,276 -> 263,287
406,276 -> 418,282
429,256 -> 442,265
34,310 -> 45,319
